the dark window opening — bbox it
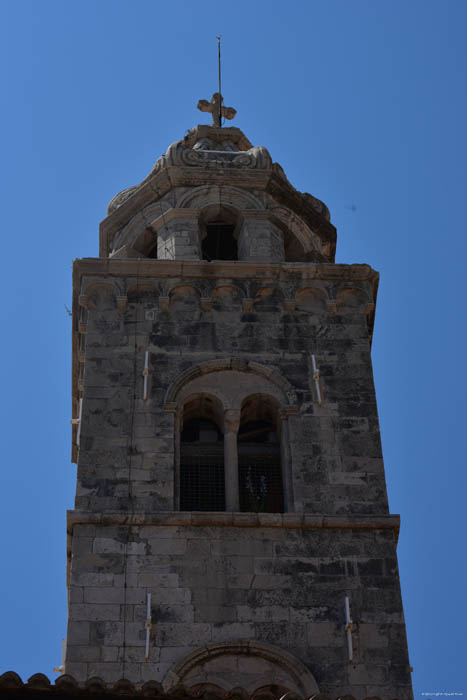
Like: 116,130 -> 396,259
180,418 -> 225,511
283,230 -> 307,262
147,243 -> 157,259
238,419 -> 284,513
202,223 -> 237,261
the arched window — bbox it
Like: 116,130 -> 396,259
238,395 -> 284,513
179,395 -> 225,511
202,222 -> 237,261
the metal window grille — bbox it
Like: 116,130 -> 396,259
180,450 -> 225,511
238,448 -> 284,513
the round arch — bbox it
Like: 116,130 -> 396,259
164,359 -> 297,409
177,184 -> 265,212
163,640 -> 319,696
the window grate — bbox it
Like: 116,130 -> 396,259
238,449 -> 284,513
180,451 -> 225,511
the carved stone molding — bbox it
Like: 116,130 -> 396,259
179,146 -> 272,170
164,358 -> 297,407
164,641 -> 319,696
75,258 -> 379,284
68,510 -> 401,537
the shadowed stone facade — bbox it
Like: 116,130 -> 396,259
66,123 -> 413,700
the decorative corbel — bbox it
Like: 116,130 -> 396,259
200,297 -> 213,312
116,295 -> 128,312
283,300 -> 296,314
78,294 -> 90,309
279,405 -> 301,420
158,296 -> 170,312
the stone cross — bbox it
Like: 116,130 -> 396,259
197,92 -> 237,127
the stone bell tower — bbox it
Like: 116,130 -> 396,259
66,95 -> 413,700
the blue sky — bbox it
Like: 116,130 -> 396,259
0,0 -> 466,696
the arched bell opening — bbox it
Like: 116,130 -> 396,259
147,242 -> 158,259
238,394 -> 284,513
180,394 -> 225,511
200,204 -> 241,261
283,229 -> 307,262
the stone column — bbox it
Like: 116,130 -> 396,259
224,409 -> 241,511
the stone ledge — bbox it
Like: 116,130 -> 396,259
67,510 -> 400,535
74,259 -> 379,283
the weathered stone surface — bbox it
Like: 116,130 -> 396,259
66,125 -> 413,700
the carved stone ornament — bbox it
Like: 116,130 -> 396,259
107,132 -> 274,214
107,185 -> 140,215
181,147 -> 261,168
162,139 -> 273,170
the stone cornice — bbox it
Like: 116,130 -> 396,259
67,509 -> 400,535
74,258 -> 379,283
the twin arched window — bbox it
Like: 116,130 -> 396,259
179,393 -> 284,513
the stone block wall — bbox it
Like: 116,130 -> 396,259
65,519 -> 412,698
75,263 -> 386,517
67,259 -> 413,699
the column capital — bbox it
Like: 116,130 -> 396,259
224,409 -> 241,434
116,295 -> 128,312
